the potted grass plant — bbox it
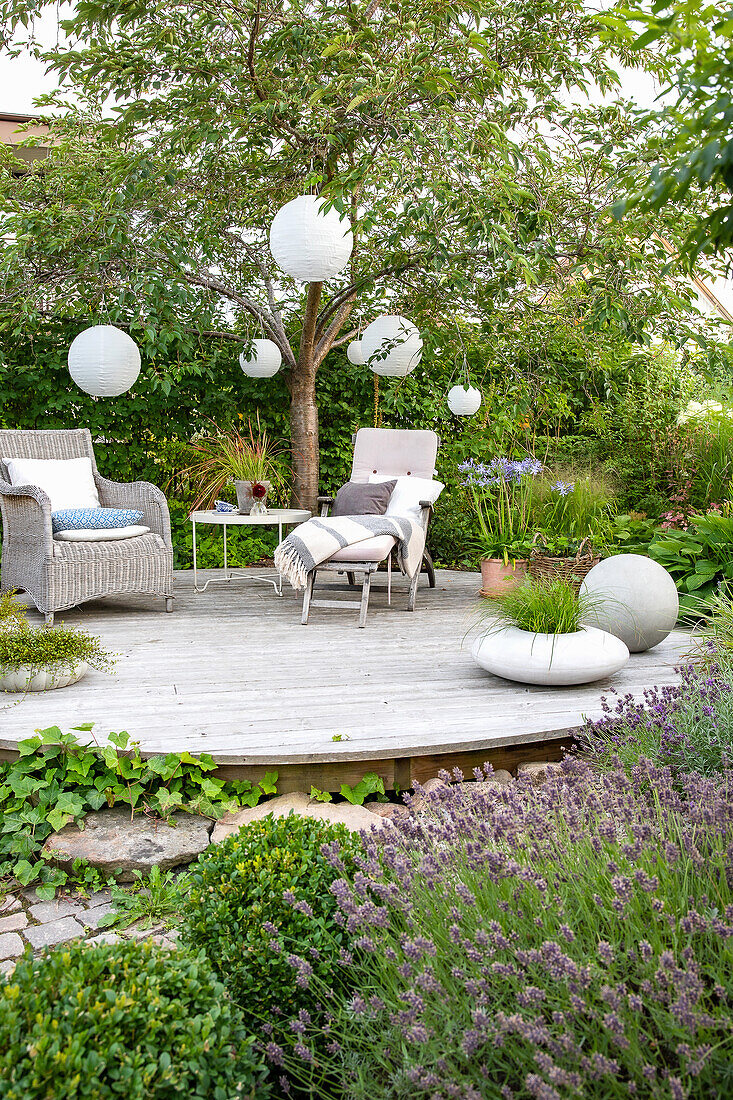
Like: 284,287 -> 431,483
0,595 -> 115,693
471,574 -> 629,686
460,456 -> 541,596
182,416 -> 288,515
528,471 -> 614,589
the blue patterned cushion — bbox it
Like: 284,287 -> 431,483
51,508 -> 144,533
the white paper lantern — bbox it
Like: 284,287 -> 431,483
447,384 -> 482,416
361,315 -> 423,378
269,194 -> 353,282
239,339 -> 282,378
68,325 -> 141,397
347,340 -> 365,366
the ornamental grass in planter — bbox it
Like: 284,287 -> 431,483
180,415 -> 288,515
528,471 -> 614,590
471,575 -> 629,685
0,598 -> 114,692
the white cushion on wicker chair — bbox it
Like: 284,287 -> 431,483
53,524 -> 150,542
5,456 -> 100,511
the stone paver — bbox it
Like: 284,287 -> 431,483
0,896 -> 21,915
0,959 -> 17,976
0,912 -> 28,934
87,932 -> 123,946
24,916 -> 84,950
516,761 -> 564,785
76,903 -> 114,929
29,898 -> 84,923
0,932 -> 24,960
84,890 -> 113,906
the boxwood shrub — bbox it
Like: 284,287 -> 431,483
179,813 -> 361,1025
0,940 -> 270,1099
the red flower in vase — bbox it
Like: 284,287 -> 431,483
251,481 -> 267,500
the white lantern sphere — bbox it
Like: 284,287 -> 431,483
239,339 -> 282,378
347,340 -> 365,366
361,315 -> 423,378
68,325 -> 141,397
447,384 -> 482,416
269,194 -> 353,282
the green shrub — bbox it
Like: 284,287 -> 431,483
0,940 -> 270,1099
649,510 -> 733,618
179,813 -> 361,1026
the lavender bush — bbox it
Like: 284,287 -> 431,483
583,652 -> 733,777
272,758 -> 733,1099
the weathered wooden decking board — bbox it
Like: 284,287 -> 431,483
0,568 -> 689,788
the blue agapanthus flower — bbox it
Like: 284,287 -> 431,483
458,456 -> 543,489
551,480 -> 575,497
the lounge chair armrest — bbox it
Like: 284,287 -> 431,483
0,479 -> 54,557
95,475 -> 172,548
317,494 -> 334,518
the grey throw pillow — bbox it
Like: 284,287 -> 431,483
332,479 -> 397,517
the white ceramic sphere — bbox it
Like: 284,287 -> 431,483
68,325 -> 141,397
269,194 -> 353,282
447,384 -> 482,416
471,626 -> 629,686
361,315 -> 423,378
347,340 -> 365,366
580,553 -> 679,653
239,339 -> 282,378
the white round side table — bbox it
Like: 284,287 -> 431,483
189,508 -> 311,596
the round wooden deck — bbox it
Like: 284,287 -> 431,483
0,569 -> 688,790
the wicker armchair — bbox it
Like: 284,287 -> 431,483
0,429 -> 174,624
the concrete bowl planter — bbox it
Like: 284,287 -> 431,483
471,625 -> 629,686
0,661 -> 89,692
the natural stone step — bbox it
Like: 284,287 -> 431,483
211,791 -> 388,843
43,808 -> 213,881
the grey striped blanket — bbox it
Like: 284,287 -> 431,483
274,514 -> 425,590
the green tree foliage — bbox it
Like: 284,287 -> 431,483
611,1 -> 733,262
0,0 -> 719,509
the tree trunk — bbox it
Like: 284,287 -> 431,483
289,362 -> 319,511
289,281 -> 322,512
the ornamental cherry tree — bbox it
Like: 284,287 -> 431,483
0,0 -> 693,508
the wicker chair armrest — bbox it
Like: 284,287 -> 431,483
317,494 -> 334,518
0,478 -> 54,557
95,475 -> 172,548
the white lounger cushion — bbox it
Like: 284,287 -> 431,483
368,474 -> 444,523
5,456 -> 100,511
54,524 -> 151,542
330,534 -> 396,562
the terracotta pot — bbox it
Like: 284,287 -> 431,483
479,557 -> 528,598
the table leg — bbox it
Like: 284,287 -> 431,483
224,523 -> 229,580
276,520 -> 283,596
192,520 -> 204,593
